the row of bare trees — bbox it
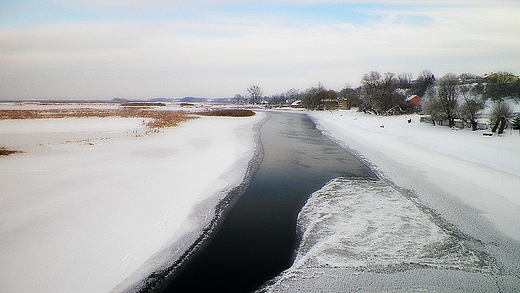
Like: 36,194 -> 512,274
422,72 -> 518,133
240,70 -> 519,133
356,71 -> 435,115
241,84 -> 341,110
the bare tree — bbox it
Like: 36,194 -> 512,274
339,86 -> 361,109
268,94 -> 287,107
490,101 -> 514,134
422,86 -> 443,126
397,72 -> 413,89
410,70 -> 436,97
463,101 -> 486,130
312,89 -> 339,111
302,84 -> 325,110
459,85 -> 486,130
247,85 -> 263,105
361,71 -> 405,115
233,94 -> 245,104
285,88 -> 301,104
437,73 -> 460,128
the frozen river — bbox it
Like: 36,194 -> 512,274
127,112 -> 519,292
129,110 -> 520,292
151,111 -> 376,292
3,106 -> 519,292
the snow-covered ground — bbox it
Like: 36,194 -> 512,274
0,104 -> 264,293
2,105 -> 520,292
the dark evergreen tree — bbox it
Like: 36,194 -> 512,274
512,114 -> 520,130
409,70 -> 436,97
483,72 -> 520,101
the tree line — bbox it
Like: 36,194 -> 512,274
240,70 -> 520,134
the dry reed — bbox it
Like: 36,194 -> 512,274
0,108 -> 197,129
195,109 -> 256,117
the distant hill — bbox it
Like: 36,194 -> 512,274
180,97 -> 207,103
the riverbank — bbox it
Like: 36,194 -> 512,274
260,111 -> 520,292
259,109 -> 520,292
309,110 -> 520,243
0,103 -> 265,293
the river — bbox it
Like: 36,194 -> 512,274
158,111 -> 376,292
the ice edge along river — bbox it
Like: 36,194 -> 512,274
153,110 -> 377,292
116,112 -> 268,293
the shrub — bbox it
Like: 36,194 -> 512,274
0,108 -> 197,130
0,147 -> 20,156
196,109 -> 256,117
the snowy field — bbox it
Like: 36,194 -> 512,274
0,103 -> 264,293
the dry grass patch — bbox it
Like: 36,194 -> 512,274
196,109 -> 256,117
120,102 -> 166,107
0,108 -> 197,130
141,110 -> 197,129
0,147 -> 21,156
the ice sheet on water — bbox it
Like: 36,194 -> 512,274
261,178 -> 501,292
294,177 -> 495,271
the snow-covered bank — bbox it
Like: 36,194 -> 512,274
0,112 -> 264,293
261,110 -> 520,292
309,110 -> 520,243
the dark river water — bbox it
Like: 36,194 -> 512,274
159,111 -> 376,292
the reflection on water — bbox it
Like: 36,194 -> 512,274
162,111 -> 376,292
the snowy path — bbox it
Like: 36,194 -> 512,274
0,113 -> 264,293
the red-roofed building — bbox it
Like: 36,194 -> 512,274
405,95 -> 422,106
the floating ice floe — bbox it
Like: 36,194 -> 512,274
260,178 -> 508,292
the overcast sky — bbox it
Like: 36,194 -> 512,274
1,0 -> 519,100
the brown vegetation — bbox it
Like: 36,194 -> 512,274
0,108 -> 196,129
196,109 -> 256,117
0,147 -> 21,156
120,102 -> 166,107
0,107 -> 255,157
141,110 -> 197,129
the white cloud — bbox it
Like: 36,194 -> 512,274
1,1 -> 519,99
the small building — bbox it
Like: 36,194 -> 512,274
405,95 -> 422,106
291,100 -> 303,108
